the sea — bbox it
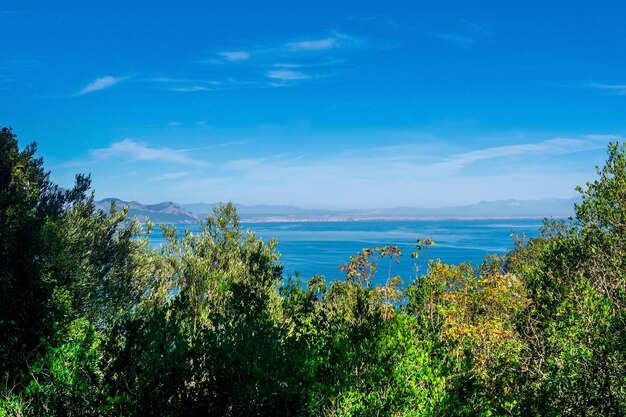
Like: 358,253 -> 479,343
145,218 -> 545,287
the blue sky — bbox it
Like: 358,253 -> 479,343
2,1 -> 626,209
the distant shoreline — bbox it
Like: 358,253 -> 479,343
98,197 -> 577,225
224,215 -> 565,223
136,215 -> 569,225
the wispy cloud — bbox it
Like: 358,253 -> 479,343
0,59 -> 40,72
200,133 -> 613,208
221,158 -> 268,170
432,135 -> 615,172
89,132 -> 611,209
169,85 -> 212,92
91,139 -> 206,166
156,78 -> 224,93
590,83 -> 626,95
459,19 -> 495,37
267,69 -> 310,81
0,10 -> 26,15
346,15 -> 494,50
148,172 -> 189,182
167,80 -> 261,93
0,59 -> 40,88
435,33 -> 475,49
219,51 -> 250,62
210,33 -> 352,65
272,63 -> 302,69
78,75 -> 127,95
150,77 -> 194,83
286,37 -> 337,51
181,139 -> 255,152
177,32 -> 362,91
433,19 -> 494,49
110,171 -> 138,180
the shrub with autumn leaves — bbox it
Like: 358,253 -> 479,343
2,127 -> 625,416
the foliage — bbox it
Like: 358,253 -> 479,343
506,143 -> 626,416
1,127 -> 625,416
404,257 -> 528,416
0,127 -> 150,415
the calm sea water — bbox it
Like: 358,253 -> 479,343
145,219 -> 543,286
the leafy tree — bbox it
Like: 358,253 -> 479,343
404,257 -> 528,416
508,142 -> 626,416
101,203 -> 308,416
1,127 -> 148,414
0,127 -> 65,376
3,126 -> 626,416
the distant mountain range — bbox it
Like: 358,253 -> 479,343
95,197 -> 579,224
178,198 -> 579,221
180,203 -> 340,220
358,198 -> 580,219
95,198 -> 199,224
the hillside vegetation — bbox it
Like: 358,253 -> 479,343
1,126 -> 625,416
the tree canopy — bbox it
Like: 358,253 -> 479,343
1,127 -> 624,416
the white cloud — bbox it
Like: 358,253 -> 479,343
267,69 -> 309,81
219,51 -> 250,61
78,75 -> 127,95
91,139 -> 206,166
287,37 -> 337,51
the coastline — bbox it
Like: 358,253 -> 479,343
142,215 -> 567,225
236,215 -> 564,223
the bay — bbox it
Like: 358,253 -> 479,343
145,218 -> 544,287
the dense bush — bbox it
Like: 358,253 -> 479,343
1,127 -> 624,416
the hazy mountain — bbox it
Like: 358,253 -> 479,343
369,198 -> 580,218
179,203 -> 343,219
92,197 -> 579,224
96,198 -> 199,224
179,197 -> 579,221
